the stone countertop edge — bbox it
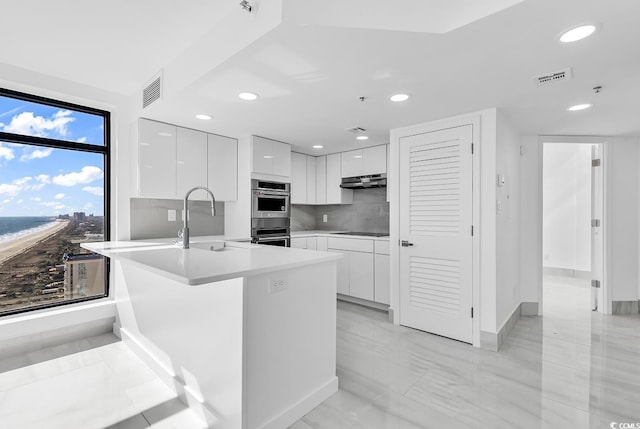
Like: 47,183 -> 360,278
291,231 -> 390,241
82,239 -> 342,286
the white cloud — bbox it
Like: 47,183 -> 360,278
77,136 -> 87,143
13,176 -> 32,186
0,183 -> 21,196
0,143 -> 14,161
20,147 -> 53,161
41,201 -> 65,210
3,199 -> 11,203
82,186 -> 104,196
36,174 -> 51,184
17,199 -> 23,204
54,193 -> 65,200
83,202 -> 94,210
53,166 -> 103,187
0,106 -> 23,119
30,197 -> 41,202
1,109 -> 75,138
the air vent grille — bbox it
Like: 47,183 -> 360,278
142,73 -> 162,109
533,67 -> 572,86
345,126 -> 367,134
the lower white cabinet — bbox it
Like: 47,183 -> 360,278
348,251 -> 374,301
328,249 -> 350,295
374,254 -> 390,305
291,237 -> 307,249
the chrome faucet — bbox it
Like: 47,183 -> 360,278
181,186 -> 216,249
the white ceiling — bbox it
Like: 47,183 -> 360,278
2,0 -> 639,155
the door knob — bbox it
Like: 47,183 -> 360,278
401,240 -> 414,247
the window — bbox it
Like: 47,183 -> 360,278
0,88 -> 110,316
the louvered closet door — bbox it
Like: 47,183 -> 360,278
399,125 -> 473,343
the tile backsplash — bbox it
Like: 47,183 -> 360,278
130,198 -> 224,240
291,187 -> 389,233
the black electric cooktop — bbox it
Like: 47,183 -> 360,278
334,232 -> 389,237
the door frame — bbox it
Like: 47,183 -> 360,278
390,112 -> 482,347
538,136 -> 611,314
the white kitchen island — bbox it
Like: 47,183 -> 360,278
83,238 -> 340,429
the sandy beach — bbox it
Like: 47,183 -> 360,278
0,220 -> 70,264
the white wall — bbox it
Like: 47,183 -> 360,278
495,111 -> 521,330
542,143 -> 592,272
608,139 -> 639,302
520,136 -> 640,312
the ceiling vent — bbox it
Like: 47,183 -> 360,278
142,72 -> 163,109
533,67 -> 572,86
345,126 -> 367,134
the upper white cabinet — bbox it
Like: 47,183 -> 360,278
316,155 -> 327,205
208,133 -> 238,202
138,119 -> 177,199
326,153 -> 353,204
306,156 -> 316,204
137,118 -> 237,201
176,127 -> 207,199
341,145 -> 387,178
291,152 -> 307,204
251,136 -> 291,178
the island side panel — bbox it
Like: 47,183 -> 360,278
113,260 -> 244,429
243,260 -> 338,429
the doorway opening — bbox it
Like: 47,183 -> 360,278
541,142 -> 605,317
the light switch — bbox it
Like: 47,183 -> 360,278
168,209 -> 176,221
322,214 -> 328,223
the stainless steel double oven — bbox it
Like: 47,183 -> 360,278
251,179 -> 291,247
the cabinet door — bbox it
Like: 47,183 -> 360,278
291,237 -> 307,249
361,145 -> 387,176
316,155 -> 327,205
208,133 -> 237,201
291,152 -> 307,204
374,254 -> 390,305
317,236 -> 328,251
271,140 -> 291,177
307,237 -> 317,250
327,153 -> 353,204
341,149 -> 363,178
251,136 -> 273,175
349,251 -> 374,301
177,127 -> 208,199
138,119 -> 177,198
306,156 -> 316,204
328,249 -> 349,295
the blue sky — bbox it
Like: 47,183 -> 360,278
0,95 -> 105,217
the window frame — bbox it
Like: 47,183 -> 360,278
0,87 -> 111,317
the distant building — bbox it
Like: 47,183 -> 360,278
73,212 -> 86,221
58,214 -> 70,220
63,253 -> 104,299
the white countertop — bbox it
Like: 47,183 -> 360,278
291,231 -> 390,241
83,237 -> 341,286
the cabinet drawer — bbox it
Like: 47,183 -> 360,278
327,237 -> 373,253
374,240 -> 390,255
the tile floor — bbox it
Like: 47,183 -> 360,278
1,275 -> 639,428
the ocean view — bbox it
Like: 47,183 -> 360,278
0,217 -> 58,243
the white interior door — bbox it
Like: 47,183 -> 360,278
399,125 -> 473,343
591,144 -> 604,311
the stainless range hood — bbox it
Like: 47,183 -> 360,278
340,173 -> 387,189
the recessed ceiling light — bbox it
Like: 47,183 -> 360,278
567,103 -> 592,111
356,135 -> 369,140
312,145 -> 323,149
559,25 -> 596,43
263,155 -> 274,159
390,93 -> 409,102
195,114 -> 212,120
354,155 -> 363,159
158,132 -> 173,137
238,92 -> 259,101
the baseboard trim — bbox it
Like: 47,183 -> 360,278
337,294 -> 390,312
480,303 -> 521,352
521,302 -> 539,316
612,300 -> 640,314
259,377 -> 338,429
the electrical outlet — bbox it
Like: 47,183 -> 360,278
168,209 -> 176,222
268,279 -> 287,294
322,214 -> 328,223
